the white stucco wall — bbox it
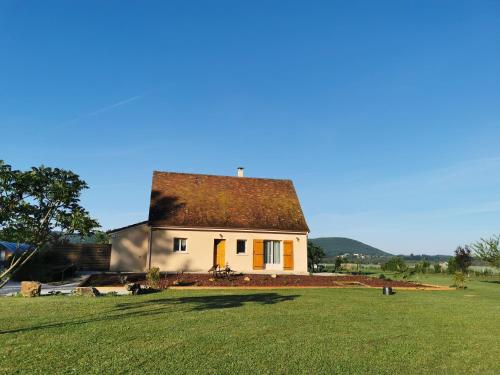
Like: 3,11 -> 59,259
150,228 -> 308,274
110,225 -> 308,274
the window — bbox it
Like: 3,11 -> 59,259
264,240 -> 280,264
236,240 -> 246,254
173,238 -> 187,252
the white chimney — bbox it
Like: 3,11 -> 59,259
237,167 -> 244,177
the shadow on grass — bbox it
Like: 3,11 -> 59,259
116,292 -> 298,311
0,293 -> 298,335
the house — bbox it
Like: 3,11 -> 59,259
108,169 -> 309,274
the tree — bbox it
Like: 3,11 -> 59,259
334,256 -> 343,272
471,235 -> 500,268
307,241 -> 325,272
418,259 -> 430,274
93,230 -> 110,245
381,256 -> 407,272
0,161 -> 99,288
447,256 -> 458,274
454,246 -> 473,274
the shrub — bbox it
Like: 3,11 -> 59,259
433,264 -> 441,273
146,267 -> 161,288
381,257 -> 407,272
398,267 -> 415,279
453,271 -> 466,289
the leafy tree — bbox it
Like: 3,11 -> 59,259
307,240 -> 325,272
447,256 -> 458,274
422,259 -> 430,271
415,259 -> 431,274
0,161 -> 99,288
471,235 -> 500,268
454,246 -> 473,274
93,230 -> 110,245
334,256 -> 343,272
381,256 -> 407,272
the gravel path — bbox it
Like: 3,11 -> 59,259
0,274 -> 90,296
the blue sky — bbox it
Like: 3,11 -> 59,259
1,1 -> 499,254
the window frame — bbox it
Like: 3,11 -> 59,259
263,240 -> 281,264
236,239 -> 247,255
173,237 -> 188,253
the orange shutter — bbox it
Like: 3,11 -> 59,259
283,240 -> 294,270
253,240 -> 264,270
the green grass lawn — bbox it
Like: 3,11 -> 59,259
1,274 -> 499,374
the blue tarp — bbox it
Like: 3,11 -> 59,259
0,241 -> 32,253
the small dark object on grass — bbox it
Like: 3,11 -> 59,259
383,286 -> 394,295
126,282 -> 158,295
126,282 -> 142,295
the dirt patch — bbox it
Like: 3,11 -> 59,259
82,273 -> 438,289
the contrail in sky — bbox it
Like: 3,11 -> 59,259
60,93 -> 146,126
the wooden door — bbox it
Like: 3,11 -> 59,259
214,240 -> 226,267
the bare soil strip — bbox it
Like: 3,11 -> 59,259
83,273 -> 451,290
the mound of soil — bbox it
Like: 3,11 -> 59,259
82,273 -> 434,289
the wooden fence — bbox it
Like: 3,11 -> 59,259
50,244 -> 111,271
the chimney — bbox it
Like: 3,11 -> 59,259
237,167 -> 244,177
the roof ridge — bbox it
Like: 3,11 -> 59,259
152,170 -> 292,182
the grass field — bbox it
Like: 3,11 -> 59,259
1,274 -> 499,374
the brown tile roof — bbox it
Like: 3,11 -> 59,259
148,171 -> 309,232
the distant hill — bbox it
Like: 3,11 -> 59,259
310,237 -> 393,258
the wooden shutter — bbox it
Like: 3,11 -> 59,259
283,240 -> 294,270
253,240 -> 264,270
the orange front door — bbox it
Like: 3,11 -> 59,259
283,240 -> 294,270
214,239 -> 226,267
